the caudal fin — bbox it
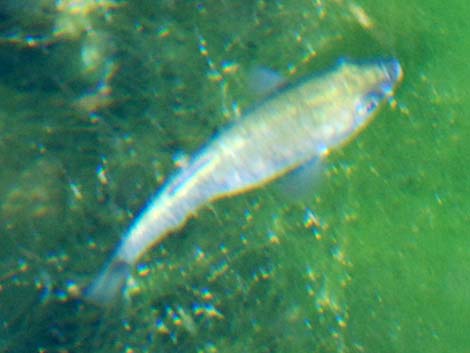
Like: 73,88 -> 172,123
85,260 -> 132,305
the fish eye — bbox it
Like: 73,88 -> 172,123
356,91 -> 383,118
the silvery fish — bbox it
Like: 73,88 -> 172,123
86,58 -> 403,303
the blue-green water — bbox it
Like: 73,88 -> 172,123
0,1 -> 468,352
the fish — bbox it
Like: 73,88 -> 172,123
86,58 -> 403,303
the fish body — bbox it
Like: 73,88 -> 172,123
86,59 -> 403,303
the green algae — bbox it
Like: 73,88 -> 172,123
0,0 -> 468,352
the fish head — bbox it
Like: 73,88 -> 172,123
349,58 -> 403,131
319,58 -> 403,149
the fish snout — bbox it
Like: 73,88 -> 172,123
383,58 -> 403,89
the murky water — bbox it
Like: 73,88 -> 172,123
0,1 -> 468,352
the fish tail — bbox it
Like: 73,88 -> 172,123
85,259 -> 132,305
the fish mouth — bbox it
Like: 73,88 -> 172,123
375,58 -> 403,98
383,58 -> 404,87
